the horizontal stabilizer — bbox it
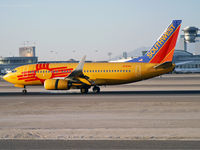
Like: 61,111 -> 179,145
154,61 -> 173,69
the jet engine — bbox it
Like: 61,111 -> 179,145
44,79 -> 71,90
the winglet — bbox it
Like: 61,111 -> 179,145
65,55 -> 86,79
65,55 -> 92,85
75,55 -> 86,71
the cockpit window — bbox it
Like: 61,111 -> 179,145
11,70 -> 17,73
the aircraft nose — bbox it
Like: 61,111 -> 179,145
3,74 -> 11,82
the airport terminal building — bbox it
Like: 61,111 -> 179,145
173,50 -> 200,73
0,46 -> 38,74
0,57 -> 38,74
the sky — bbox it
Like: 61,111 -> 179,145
0,0 -> 200,61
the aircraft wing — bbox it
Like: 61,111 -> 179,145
65,56 -> 92,86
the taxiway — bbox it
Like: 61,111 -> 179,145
0,74 -> 200,149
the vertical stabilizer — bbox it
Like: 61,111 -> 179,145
127,20 -> 182,63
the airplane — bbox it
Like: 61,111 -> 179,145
3,20 -> 182,94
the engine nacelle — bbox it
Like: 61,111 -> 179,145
44,79 -> 71,90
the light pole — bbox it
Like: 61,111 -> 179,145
108,52 -> 112,61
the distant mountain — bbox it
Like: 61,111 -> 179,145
127,46 -> 150,57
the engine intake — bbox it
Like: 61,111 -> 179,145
44,79 -> 71,90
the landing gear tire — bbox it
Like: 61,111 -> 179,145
22,89 -> 27,94
93,86 -> 100,93
80,88 -> 88,94
22,86 -> 27,94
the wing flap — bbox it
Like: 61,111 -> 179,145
77,77 -> 92,85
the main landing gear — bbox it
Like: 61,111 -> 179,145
80,86 -> 100,94
93,86 -> 100,93
22,86 -> 27,94
80,87 -> 89,94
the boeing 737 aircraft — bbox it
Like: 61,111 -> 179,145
3,20 -> 182,94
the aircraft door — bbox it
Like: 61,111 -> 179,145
135,64 -> 141,77
23,65 -> 29,78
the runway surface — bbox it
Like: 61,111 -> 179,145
0,140 -> 200,150
0,74 -> 200,149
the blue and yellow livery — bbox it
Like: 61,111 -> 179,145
127,20 -> 182,63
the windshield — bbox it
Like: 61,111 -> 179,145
11,69 -> 17,73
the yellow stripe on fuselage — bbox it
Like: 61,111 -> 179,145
9,62 -> 174,86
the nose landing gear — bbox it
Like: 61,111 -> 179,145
22,86 -> 27,94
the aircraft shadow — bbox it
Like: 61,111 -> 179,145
0,90 -> 200,96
